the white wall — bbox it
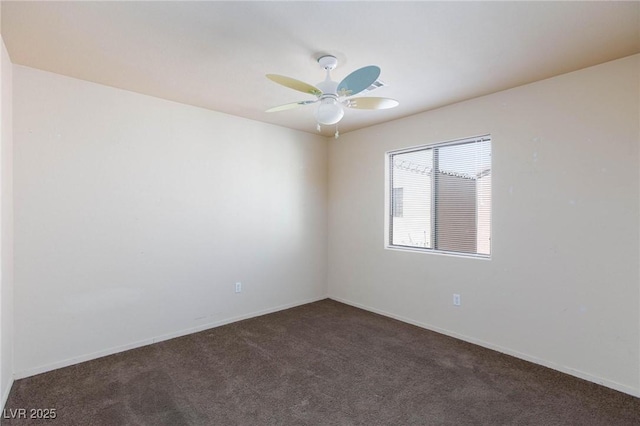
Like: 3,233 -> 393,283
328,55 -> 640,396
13,66 -> 328,377
0,35 -> 14,406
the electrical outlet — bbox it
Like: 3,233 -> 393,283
453,293 -> 461,306
235,282 -> 242,293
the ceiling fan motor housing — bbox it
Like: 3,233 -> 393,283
316,80 -> 338,96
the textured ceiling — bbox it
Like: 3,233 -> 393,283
2,1 -> 639,136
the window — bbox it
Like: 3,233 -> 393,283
387,135 -> 491,257
392,188 -> 404,218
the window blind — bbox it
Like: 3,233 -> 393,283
389,136 -> 491,257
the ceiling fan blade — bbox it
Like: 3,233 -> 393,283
266,74 -> 322,97
265,100 -> 318,113
343,97 -> 399,110
337,66 -> 381,97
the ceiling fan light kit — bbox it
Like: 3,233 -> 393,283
315,97 -> 344,125
266,54 -> 399,138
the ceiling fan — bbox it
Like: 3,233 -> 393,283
266,55 -> 399,138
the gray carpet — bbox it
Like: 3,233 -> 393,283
4,299 -> 639,425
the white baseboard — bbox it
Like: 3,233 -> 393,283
2,377 -> 14,411
14,295 -> 328,380
330,296 -> 640,398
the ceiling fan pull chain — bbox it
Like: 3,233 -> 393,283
317,123 -> 321,132
335,125 -> 340,139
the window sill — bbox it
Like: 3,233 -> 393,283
385,244 -> 491,260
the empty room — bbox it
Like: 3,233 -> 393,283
0,1 -> 639,425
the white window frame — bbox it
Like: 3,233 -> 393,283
384,135 -> 492,259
